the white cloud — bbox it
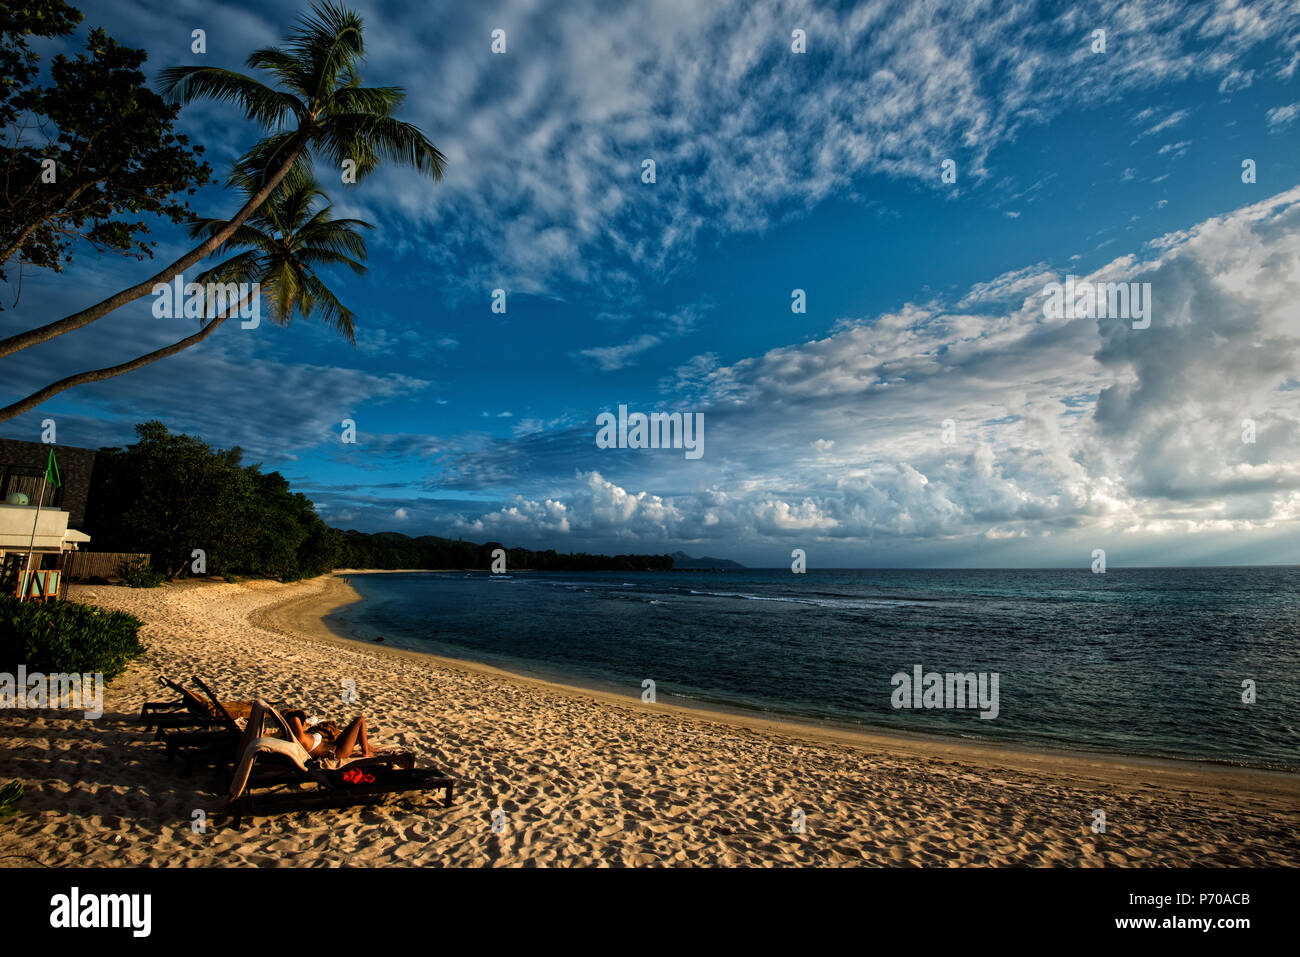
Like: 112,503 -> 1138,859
1218,69 -> 1254,93
1266,102 -> 1300,131
353,0 -> 1300,306
579,333 -> 663,372
957,263 -> 1056,309
1136,108 -> 1190,139
578,302 -> 711,371
449,187 -> 1300,557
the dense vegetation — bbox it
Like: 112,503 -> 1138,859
0,593 -> 144,680
1,0 -> 210,290
85,421 -> 675,581
86,421 -> 342,581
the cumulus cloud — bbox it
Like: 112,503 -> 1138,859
445,187 -> 1300,558
453,471 -> 687,539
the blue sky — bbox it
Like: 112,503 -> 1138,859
4,0 -> 1300,566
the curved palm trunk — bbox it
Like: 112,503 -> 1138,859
0,129 -> 309,360
0,313 -> 231,423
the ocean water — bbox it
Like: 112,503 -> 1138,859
328,567 -> 1300,770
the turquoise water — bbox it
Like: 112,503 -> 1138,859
329,567 -> 1300,770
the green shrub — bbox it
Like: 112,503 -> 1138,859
119,557 -> 163,588
0,595 -> 144,681
0,781 -> 21,819
223,572 -> 237,584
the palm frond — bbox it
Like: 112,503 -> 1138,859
301,271 -> 357,343
318,113 -> 446,180
227,134 -> 315,193
275,183 -> 330,232
297,247 -> 368,275
297,224 -> 370,262
260,259 -> 301,325
185,218 -> 272,250
287,1 -> 366,102
245,46 -> 311,95
327,85 -> 405,117
194,250 -> 264,288
157,66 -> 302,127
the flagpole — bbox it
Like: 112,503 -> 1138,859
20,472 -> 48,603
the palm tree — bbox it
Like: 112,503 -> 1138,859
187,176 -> 371,344
0,0 -> 442,361
0,178 -> 371,421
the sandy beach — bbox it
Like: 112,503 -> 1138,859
1,573 -> 1297,867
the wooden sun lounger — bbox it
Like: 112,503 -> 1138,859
162,676 -> 258,775
229,765 -> 456,828
223,700 -> 455,828
141,676 -> 222,733
159,677 -> 270,775
143,676 -> 257,736
139,684 -> 190,729
154,679 -> 229,744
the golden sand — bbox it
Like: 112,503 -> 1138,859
0,574 -> 1296,867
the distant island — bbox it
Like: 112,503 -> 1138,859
669,551 -> 745,570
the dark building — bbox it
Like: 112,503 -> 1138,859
0,438 -> 97,528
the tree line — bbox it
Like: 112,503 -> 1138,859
336,530 -> 673,573
84,422 -> 674,580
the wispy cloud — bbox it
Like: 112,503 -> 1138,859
1266,102 -> 1300,131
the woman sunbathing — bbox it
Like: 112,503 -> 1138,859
283,710 -> 376,761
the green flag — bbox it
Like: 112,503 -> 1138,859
44,447 -> 60,489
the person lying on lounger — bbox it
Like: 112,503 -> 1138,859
283,710 -> 376,761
